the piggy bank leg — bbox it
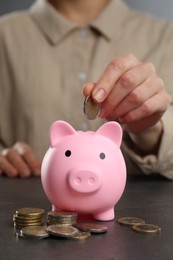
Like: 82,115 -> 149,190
52,205 -> 61,211
93,208 -> 115,221
52,205 -> 56,211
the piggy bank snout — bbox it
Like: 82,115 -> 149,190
68,167 -> 102,194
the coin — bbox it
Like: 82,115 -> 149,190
132,224 -> 161,234
14,220 -> 43,226
77,223 -> 108,234
83,95 -> 101,120
70,231 -> 91,240
20,226 -> 49,239
46,224 -> 79,238
117,217 -> 145,226
13,216 -> 43,224
47,210 -> 77,219
47,210 -> 77,226
16,208 -> 45,217
47,219 -> 76,226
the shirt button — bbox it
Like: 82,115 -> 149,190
80,28 -> 89,37
80,122 -> 89,131
77,71 -> 87,82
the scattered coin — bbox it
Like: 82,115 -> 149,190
77,223 -> 108,234
20,226 -> 49,239
70,231 -> 91,241
132,224 -> 161,234
83,95 -> 101,120
118,217 -> 145,226
46,224 -> 79,238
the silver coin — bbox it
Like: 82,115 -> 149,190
70,231 -> 91,240
77,223 -> 108,234
46,224 -> 79,238
83,95 -> 101,120
47,210 -> 77,220
47,219 -> 77,226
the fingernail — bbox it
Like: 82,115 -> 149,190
93,88 -> 106,102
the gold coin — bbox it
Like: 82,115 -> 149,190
14,214 -> 43,220
13,214 -> 43,221
118,217 -> 145,226
77,223 -> 108,234
14,221 -> 43,229
70,231 -> 91,240
16,208 -> 45,217
14,220 -> 43,225
46,224 -> 79,238
83,95 -> 101,120
13,216 -> 43,224
20,226 -> 49,239
132,224 -> 161,234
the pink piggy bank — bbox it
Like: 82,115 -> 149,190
41,120 -> 126,221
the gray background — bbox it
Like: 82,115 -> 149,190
0,0 -> 173,21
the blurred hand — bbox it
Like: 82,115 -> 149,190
83,54 -> 171,134
0,142 -> 41,178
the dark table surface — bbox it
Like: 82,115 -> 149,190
0,175 -> 172,260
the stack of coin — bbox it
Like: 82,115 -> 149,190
13,207 -> 45,230
47,210 -> 78,226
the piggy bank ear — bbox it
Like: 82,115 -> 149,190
49,121 -> 76,147
96,121 -> 122,147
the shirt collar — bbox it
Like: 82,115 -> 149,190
30,0 -> 129,45
91,0 -> 130,40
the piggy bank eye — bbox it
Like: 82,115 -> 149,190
65,150 -> 71,157
100,152 -> 105,160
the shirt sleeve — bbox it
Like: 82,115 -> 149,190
122,104 -> 173,180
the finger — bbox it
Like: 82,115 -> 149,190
3,148 -> 31,178
92,54 -> 140,103
101,62 -> 156,116
0,154 -> 18,178
82,82 -> 96,97
22,150 -> 41,177
119,90 -> 170,123
13,142 -> 41,176
110,76 -> 163,119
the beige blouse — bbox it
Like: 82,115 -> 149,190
0,0 -> 173,179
